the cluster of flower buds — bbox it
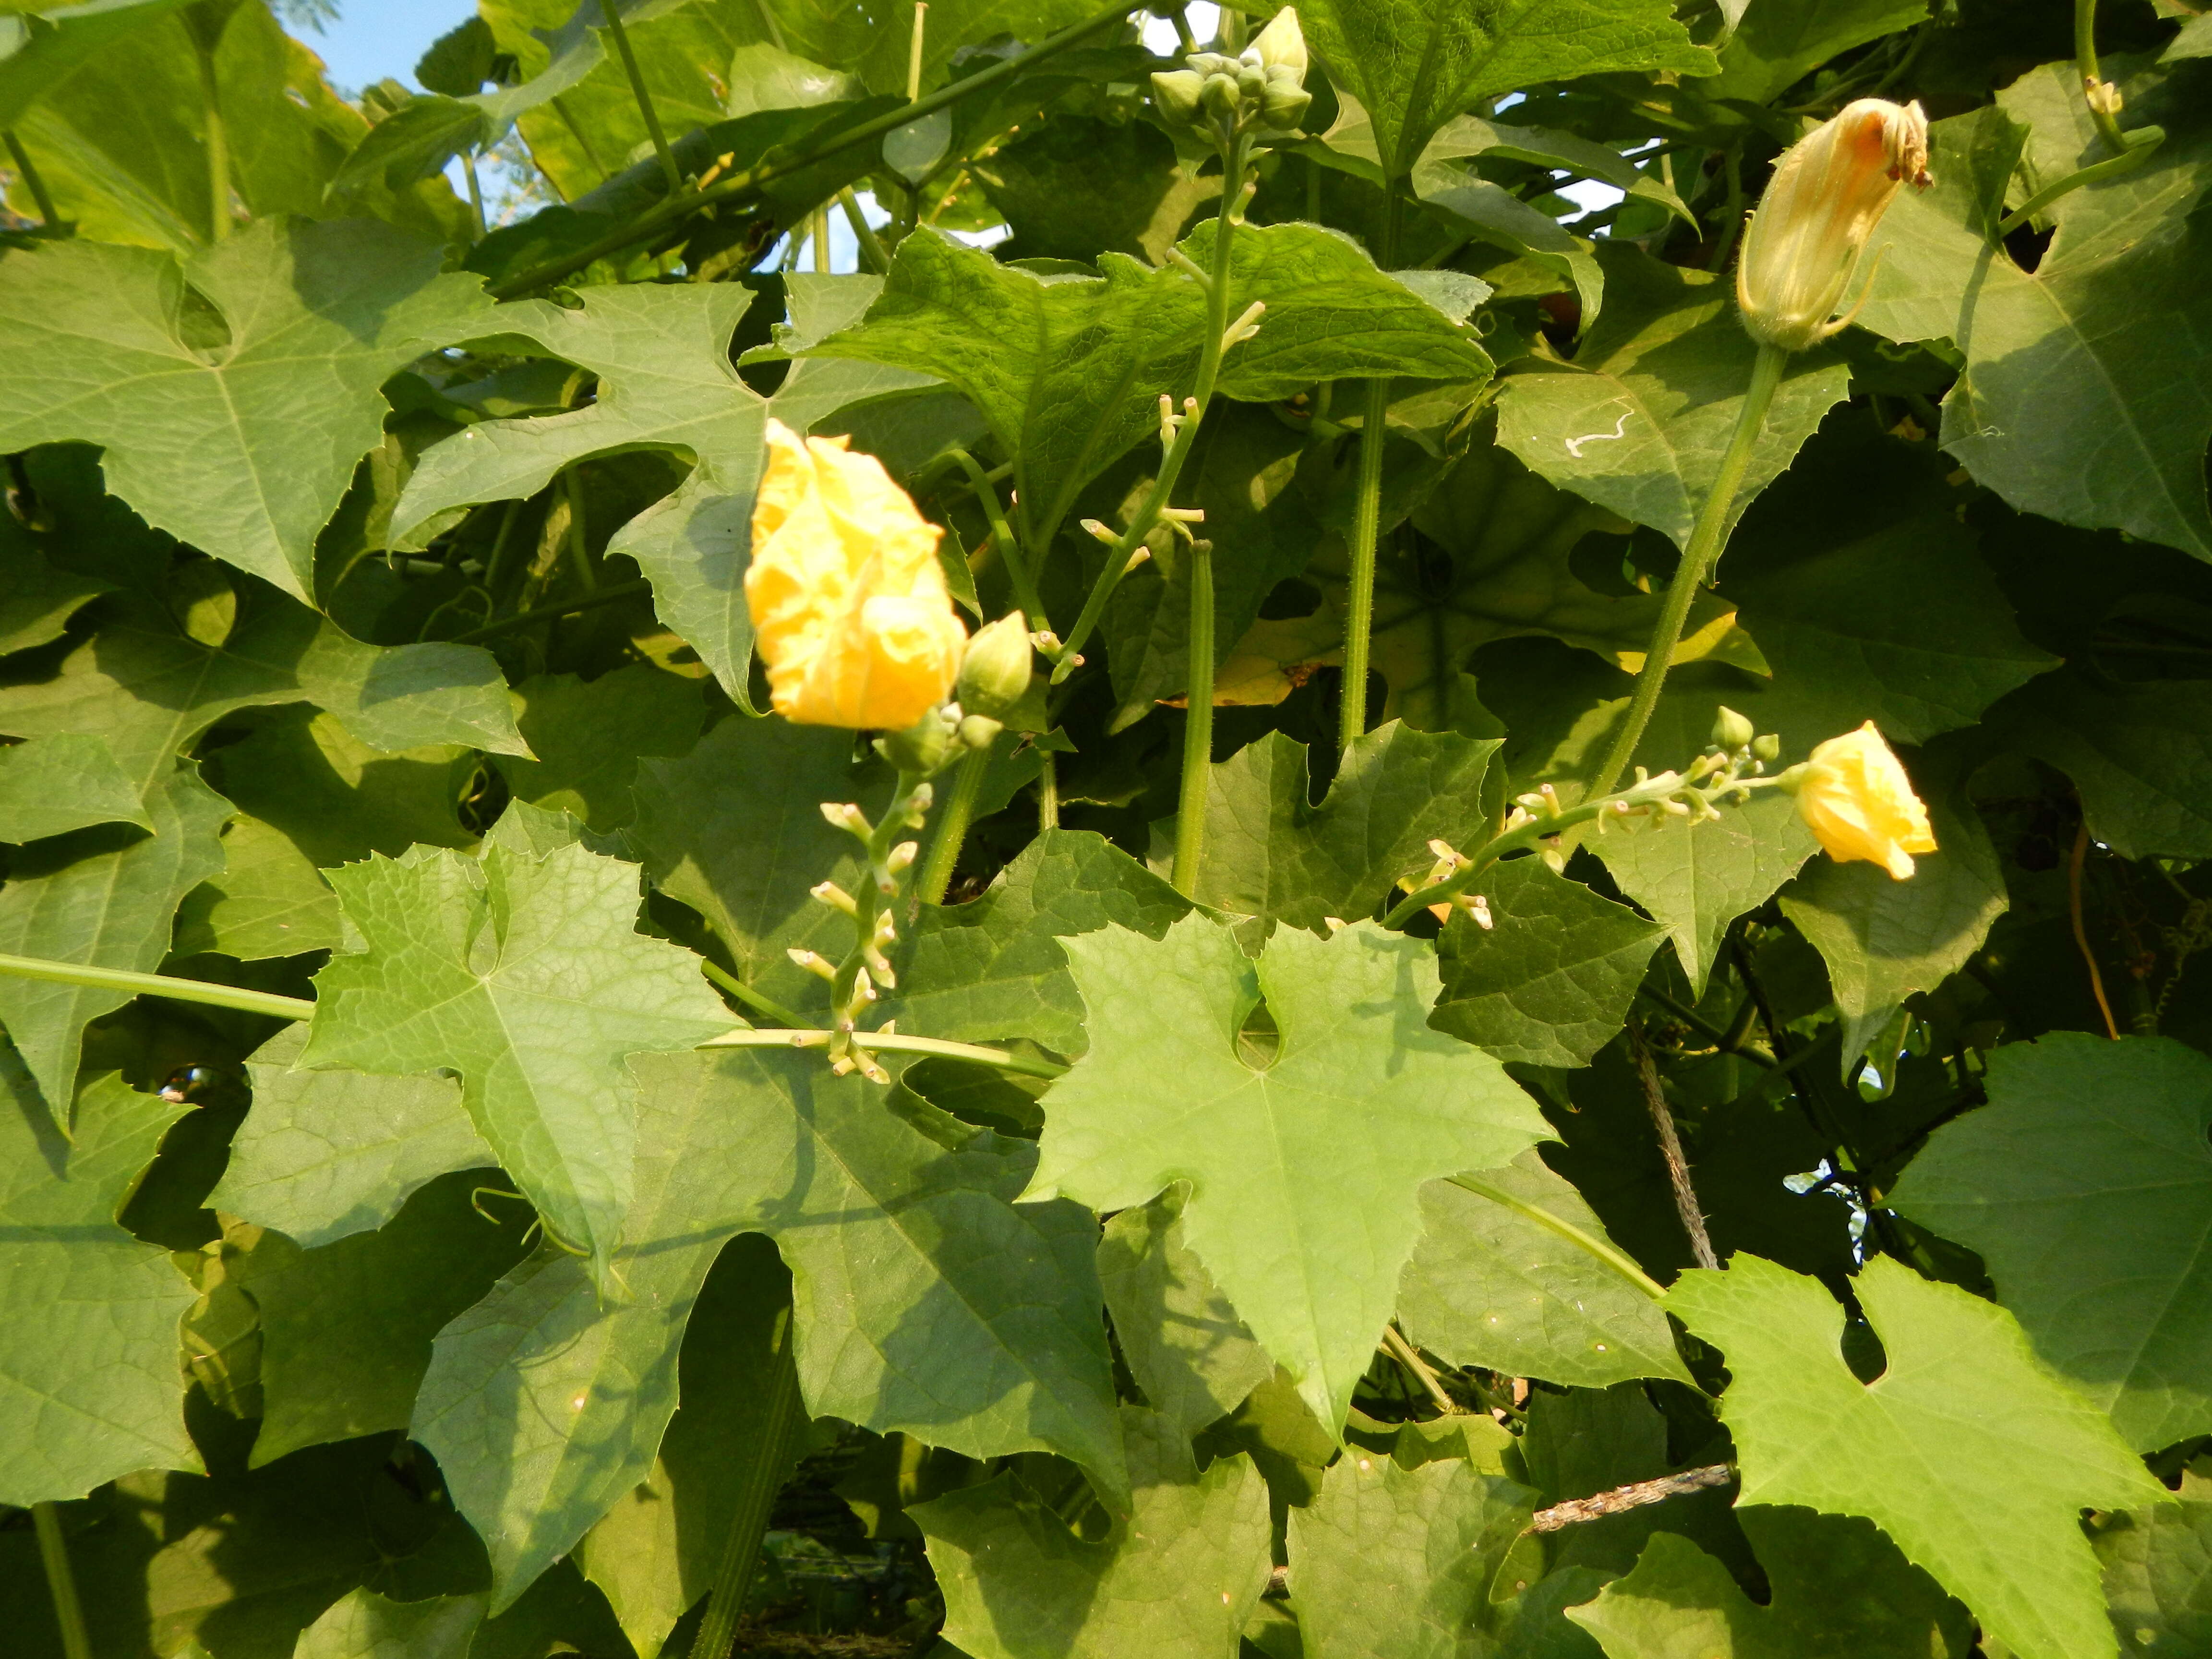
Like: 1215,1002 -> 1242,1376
792,792 -> 931,1082
1583,707 -> 1785,837
1400,839 -> 1496,928
1151,8 -> 1310,141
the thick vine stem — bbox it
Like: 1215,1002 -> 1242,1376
0,951 -> 314,1021
918,747 -> 990,906
1337,191 -> 1403,756
195,43 -> 230,243
34,1503 -> 92,1659
487,0 -> 1135,299
1585,341 -> 1787,800
1171,536 -> 1218,894
684,1300 -> 804,1659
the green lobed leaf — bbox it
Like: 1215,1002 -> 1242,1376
914,1407 -> 1274,1659
171,811 -> 347,961
292,1589 -> 487,1659
1430,855 -> 1669,1066
0,763 -> 228,1112
1286,1438 -> 1539,1659
1858,78 -> 2212,556
2096,1495 -> 2212,1656
211,1025 -> 494,1248
0,586 -> 526,795
492,665 -> 706,832
1297,0 -> 1714,180
0,1058 -> 195,1506
1888,1033 -> 2212,1453
0,541 -> 110,657
1026,914 -> 1553,1434
1179,722 -> 1499,934
238,1169 -> 533,1467
1669,1252 -> 2168,1659
301,834 -> 733,1274
1694,0 -> 1929,110
1565,1505 -> 1970,1659
1398,1150 -> 1690,1388
0,731 -> 150,842
0,218 -> 493,599
893,828 -> 1194,1058
1097,1185 -> 1274,1438
1984,668 -> 2212,861
1493,244 -> 1852,552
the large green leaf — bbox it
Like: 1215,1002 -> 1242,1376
628,712 -> 884,1021
1026,914 -> 1552,1433
238,1170 -> 531,1467
417,1047 -> 1126,1599
2096,1495 -> 2212,1656
0,0 -> 193,131
1493,245 -> 1852,551
1592,791 -> 1816,998
807,221 -> 1491,554
0,586 -> 526,794
1693,0 -> 1929,109
1179,722 -> 1498,934
1778,754 -> 2006,1063
1097,1185 -> 1273,1438
0,732 -> 150,843
0,764 -> 228,1112
1296,0 -> 1713,180
1566,1506 -> 1969,1658
0,217 -> 493,599
1286,1449 -> 1537,1659
293,1589 -> 486,1659
1430,855 -> 1668,1065
914,1407 -> 1274,1659
1888,1034 -> 2212,1453
1398,1150 -> 1689,1388
211,1026 -> 493,1249
301,835 -> 732,1273
0,1060 -> 193,1507
0,541 -> 110,657
492,665 -> 706,833
1669,1253 -> 2167,1659
1858,80 -> 2212,556
390,275 -> 930,706
893,828 -> 1193,1058
1985,669 -> 2212,861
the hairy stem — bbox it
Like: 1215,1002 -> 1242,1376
599,0 -> 683,194
489,1 -> 1133,299
685,1301 -> 803,1659
950,448 -> 1042,630
1336,190 -> 1403,756
1586,341 -> 1786,798
34,1503 -> 92,1659
2074,0 -> 2128,152
918,748 -> 989,906
1630,1022 -> 1719,1270
3,131 -> 60,228
1171,538 -> 1217,895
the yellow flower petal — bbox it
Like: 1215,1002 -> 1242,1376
1793,721 -> 1938,880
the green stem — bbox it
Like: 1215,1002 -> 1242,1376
701,1026 -> 1067,1080
1996,136 -> 2162,234
599,0 -> 684,195
1038,752 -> 1059,830
1585,341 -> 1785,798
34,1504 -> 91,1659
838,187 -> 890,272
463,153 -> 488,240
1171,539 -> 1216,895
195,45 -> 230,242
3,130 -> 60,228
701,960 -> 806,1028
0,952 -> 313,1022
450,577 -> 652,644
489,1 -> 1134,300
1336,190 -> 1403,755
918,748 -> 989,905
685,1300 -> 803,1659
563,469 -> 596,593
950,449 -> 1042,629
2075,0 -> 2128,153
1052,127 -> 1249,684
1450,1172 -> 1668,1300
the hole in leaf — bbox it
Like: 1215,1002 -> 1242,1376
1236,998 -> 1280,1070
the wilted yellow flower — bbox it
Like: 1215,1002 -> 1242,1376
1792,721 -> 1937,880
1737,98 -> 1931,352
745,419 -> 967,730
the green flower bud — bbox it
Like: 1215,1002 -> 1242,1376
1259,80 -> 1311,129
1248,7 -> 1307,80
957,714 -> 1004,752
874,706 -> 955,775
1711,705 -> 1755,752
1150,69 -> 1204,126
956,613 -> 1035,720
1752,732 -> 1782,763
1201,71 -> 1241,121
1236,60 -> 1268,98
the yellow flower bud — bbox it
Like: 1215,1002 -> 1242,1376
745,419 -> 968,731
1248,7 -> 1307,81
1736,98 -> 1931,353
1791,721 -> 1938,880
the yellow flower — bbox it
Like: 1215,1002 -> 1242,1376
745,419 -> 968,730
1737,98 -> 1931,353
1792,722 -> 1938,880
